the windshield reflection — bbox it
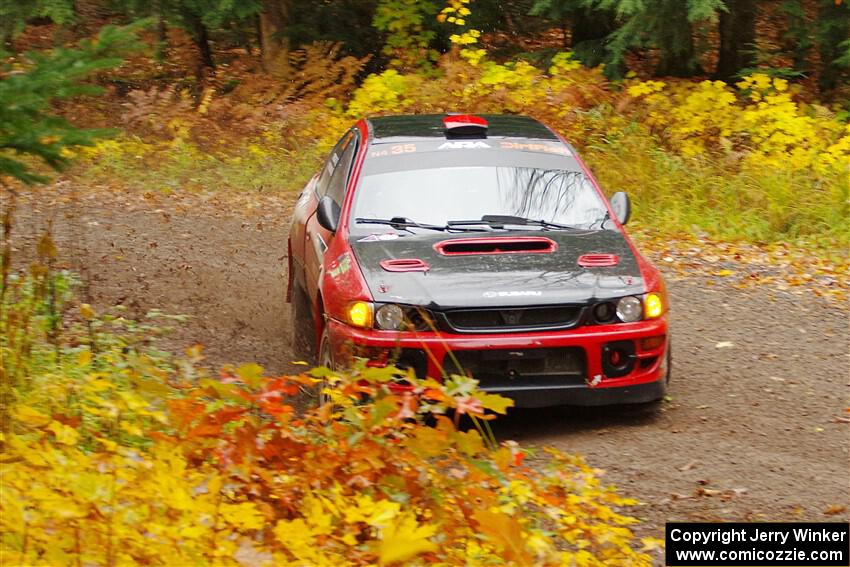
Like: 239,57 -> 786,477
352,166 -> 608,229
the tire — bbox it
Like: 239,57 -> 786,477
290,284 -> 316,365
316,327 -> 334,407
290,285 -> 321,413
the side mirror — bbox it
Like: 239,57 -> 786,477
316,196 -> 341,233
610,191 -> 631,225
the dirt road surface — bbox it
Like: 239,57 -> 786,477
11,187 -> 850,537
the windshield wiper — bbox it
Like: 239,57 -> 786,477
355,217 -> 486,233
447,215 -> 590,231
589,211 -> 612,230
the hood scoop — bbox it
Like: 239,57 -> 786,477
577,254 -> 619,267
380,258 -> 430,272
435,236 -> 557,256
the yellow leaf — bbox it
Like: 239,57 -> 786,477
96,436 -> 118,451
179,525 -> 208,538
476,392 -> 514,414
472,510 -> 530,563
716,269 -> 735,277
378,513 -> 438,565
119,421 -> 143,436
185,344 -> 204,360
80,303 -> 95,321
404,426 -> 447,458
37,233 -> 58,259
221,502 -> 265,530
641,536 -> 665,552
13,405 -> 51,427
237,363 -> 265,388
455,429 -> 485,456
77,349 -> 93,367
47,421 -> 80,445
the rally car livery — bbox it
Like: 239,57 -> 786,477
288,114 -> 670,408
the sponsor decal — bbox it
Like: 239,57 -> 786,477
482,291 -> 542,298
357,233 -> 401,242
327,253 -> 351,278
438,141 -> 492,150
500,141 -> 572,156
370,143 -> 417,158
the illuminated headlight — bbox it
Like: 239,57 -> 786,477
616,296 -> 643,323
644,293 -> 664,319
375,304 -> 405,330
347,301 -> 373,328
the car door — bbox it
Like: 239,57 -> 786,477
303,129 -> 359,309
289,130 -> 354,294
289,174 -> 319,295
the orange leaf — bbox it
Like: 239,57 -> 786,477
472,510 -> 531,563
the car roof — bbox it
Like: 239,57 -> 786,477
365,114 -> 559,144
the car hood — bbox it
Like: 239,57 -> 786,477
349,230 -> 645,309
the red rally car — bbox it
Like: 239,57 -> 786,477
287,114 -> 671,408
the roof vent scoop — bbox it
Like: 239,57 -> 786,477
577,254 -> 619,267
443,115 -> 488,139
435,237 -> 557,256
380,259 -> 430,272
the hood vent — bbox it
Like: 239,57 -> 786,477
380,258 -> 430,272
577,254 -> 619,267
435,237 -> 557,256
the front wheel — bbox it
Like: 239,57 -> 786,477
316,327 -> 334,406
290,284 -> 316,365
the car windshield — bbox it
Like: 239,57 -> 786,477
351,166 -> 608,230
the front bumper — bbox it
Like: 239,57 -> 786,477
325,317 -> 669,408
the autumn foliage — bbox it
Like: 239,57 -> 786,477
72,42 -> 849,249
1,272 -> 660,566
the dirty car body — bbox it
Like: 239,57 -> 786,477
288,114 -> 670,408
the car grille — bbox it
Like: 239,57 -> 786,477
446,347 -> 587,389
442,305 -> 582,333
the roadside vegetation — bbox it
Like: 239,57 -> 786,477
1,270 -> 661,565
1,0 -> 848,564
74,52 -> 850,248
58,1 -> 849,251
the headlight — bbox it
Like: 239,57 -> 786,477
593,301 -> 617,324
616,296 -> 643,323
644,293 -> 664,318
375,304 -> 405,330
347,301 -> 373,328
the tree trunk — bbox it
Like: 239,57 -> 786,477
782,0 -> 813,75
571,8 -> 615,46
569,7 -> 616,67
155,0 -> 168,61
656,1 -> 701,77
196,19 -> 214,70
562,17 -> 568,49
816,0 -> 850,92
182,10 -> 215,72
259,0 -> 290,74
715,0 -> 757,82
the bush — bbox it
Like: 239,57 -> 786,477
1,272 -> 660,566
338,57 -> 849,248
73,44 -> 849,249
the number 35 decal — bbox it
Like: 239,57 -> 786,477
390,144 -> 416,154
